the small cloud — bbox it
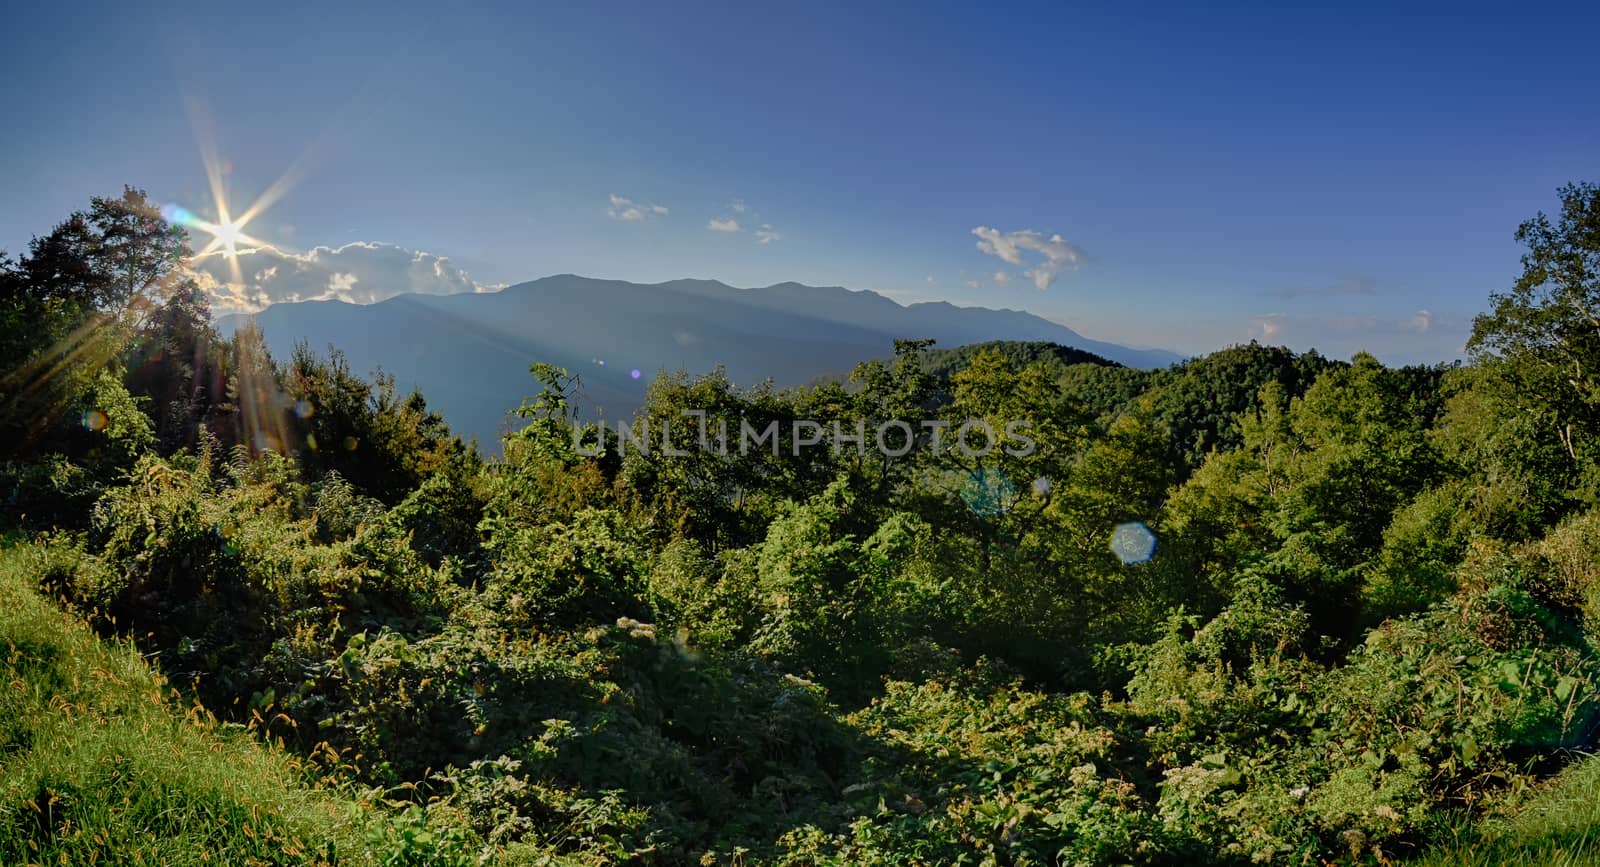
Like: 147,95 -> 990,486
731,199 -> 748,213
1250,313 -> 1286,341
755,224 -> 780,245
608,193 -> 667,222
1408,309 -> 1432,334
1269,276 -> 1378,300
993,270 -> 1010,286
964,279 -> 979,289
707,217 -> 741,233
972,226 -> 1086,290
926,276 -> 936,284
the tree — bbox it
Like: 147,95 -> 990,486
847,338 -> 937,504
281,343 -> 465,503
9,187 -> 189,319
1143,341 -> 1340,479
1469,182 -> 1600,500
124,284 -> 231,453
1,188 -> 191,460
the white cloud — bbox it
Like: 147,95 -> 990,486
1409,309 -> 1433,334
731,199 -> 748,213
972,226 -> 1086,290
755,224 -> 780,245
607,193 -> 667,221
327,272 -> 358,294
926,276 -> 936,284
993,270 -> 1010,286
964,279 -> 979,289
193,242 -> 494,315
708,217 -> 741,233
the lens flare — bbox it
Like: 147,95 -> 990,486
960,467 -> 1015,517
1110,522 -> 1158,565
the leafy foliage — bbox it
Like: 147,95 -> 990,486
6,185 -> 1600,864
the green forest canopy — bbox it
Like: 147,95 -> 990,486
3,183 -> 1600,864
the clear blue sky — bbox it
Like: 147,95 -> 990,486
3,0 -> 1597,362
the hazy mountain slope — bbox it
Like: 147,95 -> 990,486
217,275 -> 1181,445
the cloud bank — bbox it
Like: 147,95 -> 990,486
1248,309 -> 1440,342
194,242 -> 494,315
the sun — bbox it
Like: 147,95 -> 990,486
160,201 -> 271,292
162,203 -> 264,262
189,212 -> 262,260
164,95 -> 300,271
211,220 -> 245,256
211,219 -> 248,255
164,93 -> 330,293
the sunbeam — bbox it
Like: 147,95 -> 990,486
169,94 -> 297,289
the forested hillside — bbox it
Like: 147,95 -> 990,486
4,184 -> 1600,864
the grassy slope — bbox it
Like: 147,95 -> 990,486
1416,756 -> 1600,866
0,540 -> 375,866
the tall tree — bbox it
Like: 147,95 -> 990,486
1469,182 -> 1600,500
1,188 -> 193,459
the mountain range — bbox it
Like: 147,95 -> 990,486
215,275 -> 1182,446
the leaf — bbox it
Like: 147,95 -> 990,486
1556,676 -> 1579,702
1498,659 -> 1526,690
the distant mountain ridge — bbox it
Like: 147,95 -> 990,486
216,275 -> 1182,445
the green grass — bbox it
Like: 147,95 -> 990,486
0,540 -> 377,866
1414,756 -> 1600,865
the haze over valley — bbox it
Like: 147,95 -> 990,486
218,274 -> 1180,443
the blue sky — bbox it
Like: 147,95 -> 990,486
3,1 -> 1597,362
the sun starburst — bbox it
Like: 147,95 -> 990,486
166,207 -> 264,260
162,93 -> 310,288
